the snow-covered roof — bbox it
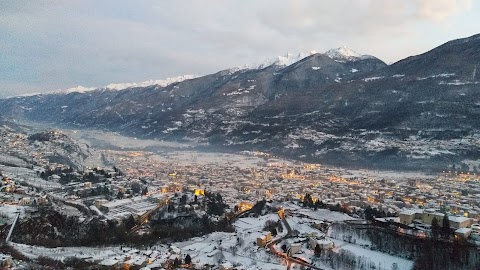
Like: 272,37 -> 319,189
455,228 -> 472,234
220,261 -> 233,268
449,216 -> 471,223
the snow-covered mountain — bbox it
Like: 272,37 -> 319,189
241,47 -> 375,70
55,86 -> 96,94
47,75 -> 198,95
2,34 -> 480,171
250,51 -> 319,69
325,46 -> 375,61
103,75 -> 198,91
19,48 -> 373,97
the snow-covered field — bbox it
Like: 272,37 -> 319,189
332,239 -> 413,270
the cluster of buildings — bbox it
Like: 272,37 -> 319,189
99,149 -> 480,238
2,125 -> 480,248
0,175 -> 49,207
399,208 -> 479,240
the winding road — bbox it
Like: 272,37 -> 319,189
265,209 -> 325,270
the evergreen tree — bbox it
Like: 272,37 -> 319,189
173,257 -> 180,267
442,214 -> 450,238
431,217 -> 440,239
185,254 -> 192,264
131,181 -> 141,194
180,194 -> 188,205
303,193 -> 314,207
124,215 -> 136,231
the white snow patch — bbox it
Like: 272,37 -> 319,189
245,51 -> 319,69
325,46 -> 376,61
362,76 -> 384,82
417,73 -> 455,80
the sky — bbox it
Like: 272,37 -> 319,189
1,0 -> 480,98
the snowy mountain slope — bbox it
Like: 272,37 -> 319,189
325,46 -> 375,61
35,75 -> 198,96
248,51 -> 319,69
2,34 -> 480,171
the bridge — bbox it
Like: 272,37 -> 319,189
5,211 -> 20,243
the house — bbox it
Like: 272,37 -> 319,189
98,258 -> 120,268
399,210 -> 420,225
194,189 -> 205,196
219,261 -> 233,270
455,228 -> 472,240
398,209 -> 472,228
257,232 -> 272,247
449,216 -> 473,229
256,236 -> 267,247
422,209 -> 444,225
36,196 -> 49,205
471,224 -> 480,232
95,199 -> 109,209
288,243 -> 301,255
19,197 -> 32,206
265,232 -> 272,242
309,238 -> 334,250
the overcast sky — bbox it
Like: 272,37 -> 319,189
1,0 -> 479,98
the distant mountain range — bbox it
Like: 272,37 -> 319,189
2,34 -> 480,172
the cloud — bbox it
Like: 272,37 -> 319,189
415,0 -> 472,21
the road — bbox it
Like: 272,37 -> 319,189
265,209 -> 325,270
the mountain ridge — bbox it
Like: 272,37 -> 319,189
2,33 -> 480,172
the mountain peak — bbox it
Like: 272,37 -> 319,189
103,75 -> 197,91
325,46 -> 374,61
244,51 -> 319,70
14,75 -> 198,98
58,86 -> 96,94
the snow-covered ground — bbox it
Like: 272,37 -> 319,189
8,208 -> 414,270
0,204 -> 25,220
0,165 -> 61,190
332,239 -> 413,270
10,242 -> 171,268
175,232 -> 284,270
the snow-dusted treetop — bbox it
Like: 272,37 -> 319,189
325,46 -> 375,61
